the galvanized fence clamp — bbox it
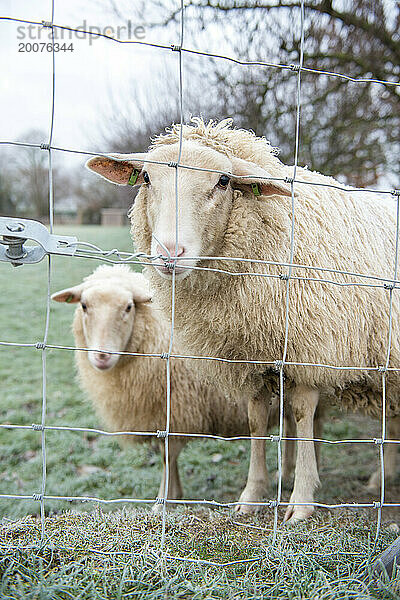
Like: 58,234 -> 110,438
0,217 -> 77,267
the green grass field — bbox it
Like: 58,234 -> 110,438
2,510 -> 400,599
0,225 -> 399,598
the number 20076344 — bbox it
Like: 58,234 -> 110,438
18,42 -> 74,52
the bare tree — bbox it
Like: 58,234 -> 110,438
12,131 -> 50,218
0,153 -> 18,217
107,0 -> 399,187
7,130 -> 74,220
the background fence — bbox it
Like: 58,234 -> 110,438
0,0 -> 400,567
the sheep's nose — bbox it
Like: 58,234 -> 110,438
156,243 -> 185,258
93,352 -> 112,369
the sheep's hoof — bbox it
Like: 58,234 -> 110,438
234,485 -> 268,514
234,502 -> 258,515
283,504 -> 314,525
152,501 -> 166,514
366,483 -> 380,495
366,471 -> 381,494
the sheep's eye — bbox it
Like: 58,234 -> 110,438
217,175 -> 230,188
143,171 -> 150,184
126,303 -> 133,313
81,302 -> 87,311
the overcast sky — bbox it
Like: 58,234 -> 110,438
1,0 -> 239,180
1,1 -> 396,192
1,0 -> 189,166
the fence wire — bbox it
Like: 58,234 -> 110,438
1,0 -> 400,567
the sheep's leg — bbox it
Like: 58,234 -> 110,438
314,405 -> 324,470
367,416 -> 400,493
284,385 -> 320,524
278,403 -> 323,484
235,389 -> 271,514
281,411 -> 296,483
152,437 -> 185,512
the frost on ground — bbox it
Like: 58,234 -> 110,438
1,508 -> 399,600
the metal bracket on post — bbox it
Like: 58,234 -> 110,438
0,217 -> 77,267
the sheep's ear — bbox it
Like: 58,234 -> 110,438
128,274 -> 153,303
86,153 -> 149,186
230,157 -> 293,198
133,288 -> 152,304
51,285 -> 83,303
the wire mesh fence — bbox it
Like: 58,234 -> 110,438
0,0 -> 400,567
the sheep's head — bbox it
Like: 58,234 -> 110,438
51,267 -> 152,371
86,141 -> 292,279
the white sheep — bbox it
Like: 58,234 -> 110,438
86,118 -> 400,523
52,264 -> 298,508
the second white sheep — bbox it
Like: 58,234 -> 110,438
52,264 -> 289,508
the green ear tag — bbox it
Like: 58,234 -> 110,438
251,183 -> 261,197
128,169 -> 139,186
66,295 -> 73,303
